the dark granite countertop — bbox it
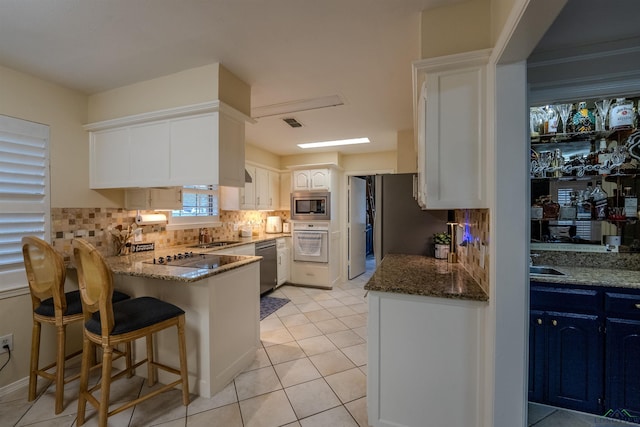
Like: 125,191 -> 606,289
364,254 -> 488,302
530,265 -> 640,289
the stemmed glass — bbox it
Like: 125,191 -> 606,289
555,103 -> 573,134
594,99 -> 612,131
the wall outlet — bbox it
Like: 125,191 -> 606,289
0,334 -> 13,354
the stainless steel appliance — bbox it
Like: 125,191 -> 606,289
291,191 -> 331,221
374,173 -> 448,263
256,240 -> 277,294
292,222 -> 329,263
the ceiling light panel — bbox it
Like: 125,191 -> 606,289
297,137 -> 370,149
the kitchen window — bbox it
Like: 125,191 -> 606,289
168,184 -> 220,229
0,115 -> 50,298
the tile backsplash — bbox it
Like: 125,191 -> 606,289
455,209 -> 490,293
51,208 -> 290,262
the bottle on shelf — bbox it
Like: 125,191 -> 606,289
608,188 -> 625,221
572,101 -> 595,132
609,98 -> 635,130
624,186 -> 638,219
552,148 -> 564,177
591,180 -> 608,220
577,182 -> 593,219
542,195 -> 560,220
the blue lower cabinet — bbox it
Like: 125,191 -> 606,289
529,310 -> 546,403
546,311 -> 603,414
606,318 -> 640,421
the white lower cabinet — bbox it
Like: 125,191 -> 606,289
276,237 -> 290,286
367,291 -> 484,427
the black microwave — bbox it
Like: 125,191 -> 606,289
291,191 -> 331,221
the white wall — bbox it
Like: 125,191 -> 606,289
0,65 -> 99,389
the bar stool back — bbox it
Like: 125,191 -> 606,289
22,236 -> 129,414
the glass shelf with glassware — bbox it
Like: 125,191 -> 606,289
530,95 -> 640,252
530,96 -> 640,180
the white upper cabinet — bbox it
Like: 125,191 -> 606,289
221,163 -> 280,211
85,101 -> 250,189
124,187 -> 182,210
413,49 -> 490,209
292,168 -> 330,191
279,172 -> 291,211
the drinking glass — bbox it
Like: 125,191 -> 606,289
555,103 -> 573,134
594,99 -> 612,131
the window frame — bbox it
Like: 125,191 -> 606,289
0,115 -> 50,299
167,184 -> 221,230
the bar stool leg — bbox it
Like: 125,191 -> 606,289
177,315 -> 190,406
146,334 -> 156,386
76,336 -> 92,426
28,321 -> 41,402
98,346 -> 113,427
54,324 -> 66,414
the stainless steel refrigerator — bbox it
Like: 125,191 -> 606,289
374,173 -> 448,264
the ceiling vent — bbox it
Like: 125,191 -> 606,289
252,94 -> 345,119
283,118 -> 303,128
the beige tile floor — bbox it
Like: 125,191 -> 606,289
0,259 -> 375,427
528,402 -> 635,427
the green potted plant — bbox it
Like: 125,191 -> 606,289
433,232 -> 451,259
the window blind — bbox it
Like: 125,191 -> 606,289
169,184 -> 219,228
0,115 -> 50,296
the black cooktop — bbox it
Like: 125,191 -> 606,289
143,253 -> 243,270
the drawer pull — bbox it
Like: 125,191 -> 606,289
552,320 -> 558,326
635,303 -> 640,309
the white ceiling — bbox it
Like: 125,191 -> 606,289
0,0 -> 460,156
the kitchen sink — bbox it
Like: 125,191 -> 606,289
188,241 -> 241,249
529,265 -> 566,276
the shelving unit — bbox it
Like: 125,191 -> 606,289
530,97 -> 640,250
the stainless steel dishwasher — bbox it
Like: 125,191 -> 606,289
256,240 -> 277,295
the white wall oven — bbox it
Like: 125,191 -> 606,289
292,222 -> 329,263
291,191 -> 331,221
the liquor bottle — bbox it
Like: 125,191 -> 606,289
572,101 -> 595,132
577,183 -> 593,219
624,186 -> 638,219
591,180 -> 608,220
542,195 -> 560,220
552,148 -> 564,177
609,98 -> 635,130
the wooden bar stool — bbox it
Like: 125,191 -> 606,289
21,236 -> 129,414
72,238 -> 189,427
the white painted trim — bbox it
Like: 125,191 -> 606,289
285,163 -> 343,171
83,100 -> 254,131
0,377 -> 29,398
529,73 -> 640,105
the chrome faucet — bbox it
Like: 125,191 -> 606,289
529,253 -> 539,266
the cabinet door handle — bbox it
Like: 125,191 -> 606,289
552,320 -> 558,326
537,318 -> 542,325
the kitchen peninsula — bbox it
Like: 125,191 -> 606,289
106,245 -> 262,398
365,254 -> 488,427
